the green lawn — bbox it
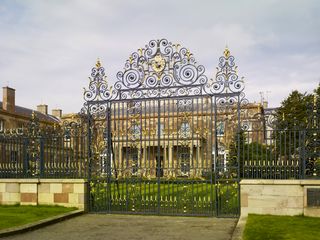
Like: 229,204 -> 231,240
0,205 -> 77,230
90,179 -> 239,216
243,214 -> 320,240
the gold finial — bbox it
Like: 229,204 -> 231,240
173,43 -> 181,52
313,95 -> 317,106
31,111 -> 36,120
129,56 -> 134,64
282,112 -> 285,121
224,46 -> 230,58
96,58 -> 101,68
186,49 -> 193,61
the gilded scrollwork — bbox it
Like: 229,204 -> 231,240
207,47 -> 248,106
113,39 -> 208,99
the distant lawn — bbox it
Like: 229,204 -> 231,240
90,179 -> 239,216
243,214 -> 320,240
0,205 -> 77,230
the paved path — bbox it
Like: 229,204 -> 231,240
3,214 -> 237,240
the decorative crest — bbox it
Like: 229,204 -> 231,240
83,59 -> 113,103
113,39 -> 208,99
82,39 -> 247,109
207,47 -> 247,106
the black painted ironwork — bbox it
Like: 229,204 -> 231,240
305,96 -> 320,178
0,114 -> 89,178
240,95 -> 320,179
85,39 -> 243,217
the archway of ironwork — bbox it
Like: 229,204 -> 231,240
82,39 -> 246,217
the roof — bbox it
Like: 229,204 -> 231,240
0,101 -> 60,124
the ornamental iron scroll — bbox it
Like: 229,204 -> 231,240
83,59 -> 113,102
114,39 -> 208,99
82,39 -> 209,105
305,95 -> 320,178
263,108 -> 278,130
208,47 -> 248,106
26,112 -> 42,177
82,59 -> 113,118
82,40 -> 248,115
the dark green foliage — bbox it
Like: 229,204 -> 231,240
229,131 -> 272,178
275,84 -> 320,130
228,130 -> 246,169
270,85 -> 319,161
275,90 -> 311,129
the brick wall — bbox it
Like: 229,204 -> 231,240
0,179 -> 87,209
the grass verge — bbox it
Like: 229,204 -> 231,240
243,214 -> 320,240
0,205 -> 77,230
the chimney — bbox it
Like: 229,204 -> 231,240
37,104 -> 48,115
51,109 -> 62,118
2,87 -> 15,112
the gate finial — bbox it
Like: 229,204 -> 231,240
207,46 -> 248,106
82,58 -> 113,110
96,58 -> 102,68
224,46 -> 230,58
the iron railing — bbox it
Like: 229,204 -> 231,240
0,133 -> 89,179
239,128 -> 320,179
0,112 -> 89,179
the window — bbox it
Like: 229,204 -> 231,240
131,124 -> 141,139
64,127 -> 71,144
180,121 -> 190,138
156,123 -> 164,136
217,121 -> 225,136
179,147 -> 190,175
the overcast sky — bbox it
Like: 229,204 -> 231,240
0,0 -> 319,114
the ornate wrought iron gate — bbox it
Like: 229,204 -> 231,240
83,39 -> 244,217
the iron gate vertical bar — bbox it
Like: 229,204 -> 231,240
157,98 -> 161,214
107,102 -> 112,212
23,138 -> 28,177
87,104 -> 92,211
213,96 -> 218,216
301,130 -> 306,179
236,94 -> 241,216
125,100 -> 129,212
209,95 -> 214,216
39,137 -> 44,178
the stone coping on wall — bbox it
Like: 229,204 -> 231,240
241,179 -> 320,185
0,179 -> 87,183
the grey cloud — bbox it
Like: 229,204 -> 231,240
0,0 -> 319,113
